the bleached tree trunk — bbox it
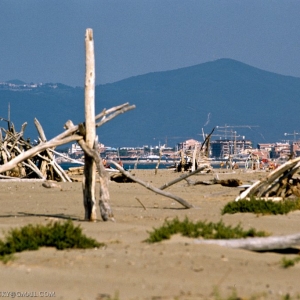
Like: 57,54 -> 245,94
193,233 -> 300,251
83,28 -> 97,221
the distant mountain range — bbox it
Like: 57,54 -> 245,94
1,58 -> 300,148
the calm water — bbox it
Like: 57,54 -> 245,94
59,161 -> 245,171
59,162 -> 175,170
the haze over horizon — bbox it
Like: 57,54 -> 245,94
1,1 -> 300,87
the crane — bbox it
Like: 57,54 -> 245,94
212,124 -> 259,157
284,131 -> 300,142
215,124 -> 259,139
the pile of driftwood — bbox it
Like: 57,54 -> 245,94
175,128 -> 214,173
0,102 -> 134,181
0,118 -> 71,182
236,156 -> 300,201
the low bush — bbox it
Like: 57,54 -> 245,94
281,256 -> 300,268
0,220 -> 104,260
222,198 -> 300,215
145,217 -> 268,243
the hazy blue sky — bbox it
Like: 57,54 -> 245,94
1,0 -> 300,87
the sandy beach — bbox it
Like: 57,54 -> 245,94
0,168 -> 299,300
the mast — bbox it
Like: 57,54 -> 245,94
8,102 -> 10,123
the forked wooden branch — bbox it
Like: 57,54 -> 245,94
64,117 -> 114,222
108,160 -> 194,208
95,102 -> 133,123
95,104 -> 136,128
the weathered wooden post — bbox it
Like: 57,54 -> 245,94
83,28 -> 97,221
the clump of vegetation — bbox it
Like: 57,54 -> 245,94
0,220 -> 104,261
96,291 -> 120,300
145,217 -> 268,243
212,287 -> 240,300
221,198 -> 300,215
281,256 -> 300,268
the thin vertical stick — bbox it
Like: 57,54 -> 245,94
191,146 -> 197,172
155,146 -> 163,175
83,28 -> 97,221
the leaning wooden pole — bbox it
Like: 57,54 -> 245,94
83,28 -> 97,221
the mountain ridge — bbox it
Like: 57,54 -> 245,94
1,58 -> 299,147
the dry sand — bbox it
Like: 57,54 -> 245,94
0,168 -> 299,300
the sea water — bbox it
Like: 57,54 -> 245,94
59,162 -> 174,170
59,161 -> 242,171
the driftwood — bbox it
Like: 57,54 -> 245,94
50,149 -> 84,165
110,173 -> 134,183
83,28 -> 97,221
0,103 -> 135,177
0,119 -> 74,181
108,160 -> 194,209
175,128 -> 215,173
159,165 -> 209,190
236,157 -> 300,201
0,29 -> 137,222
66,165 -> 119,177
187,178 -> 243,187
0,28 -> 210,221
42,182 -> 62,189
193,232 -> 300,252
0,125 -> 82,176
135,197 -> 147,210
34,118 -> 72,182
64,120 -> 114,221
0,101 -> 134,223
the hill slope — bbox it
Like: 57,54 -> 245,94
1,59 -> 300,147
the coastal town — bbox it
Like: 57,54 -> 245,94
61,134 -> 300,171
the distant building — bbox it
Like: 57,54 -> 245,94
177,139 -> 201,151
258,142 -> 291,159
69,143 -> 82,154
68,142 -> 105,155
292,141 -> 300,157
210,139 -> 252,158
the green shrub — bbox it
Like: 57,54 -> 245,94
0,220 -> 104,260
222,198 -> 300,215
145,217 -> 268,243
281,256 -> 300,268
